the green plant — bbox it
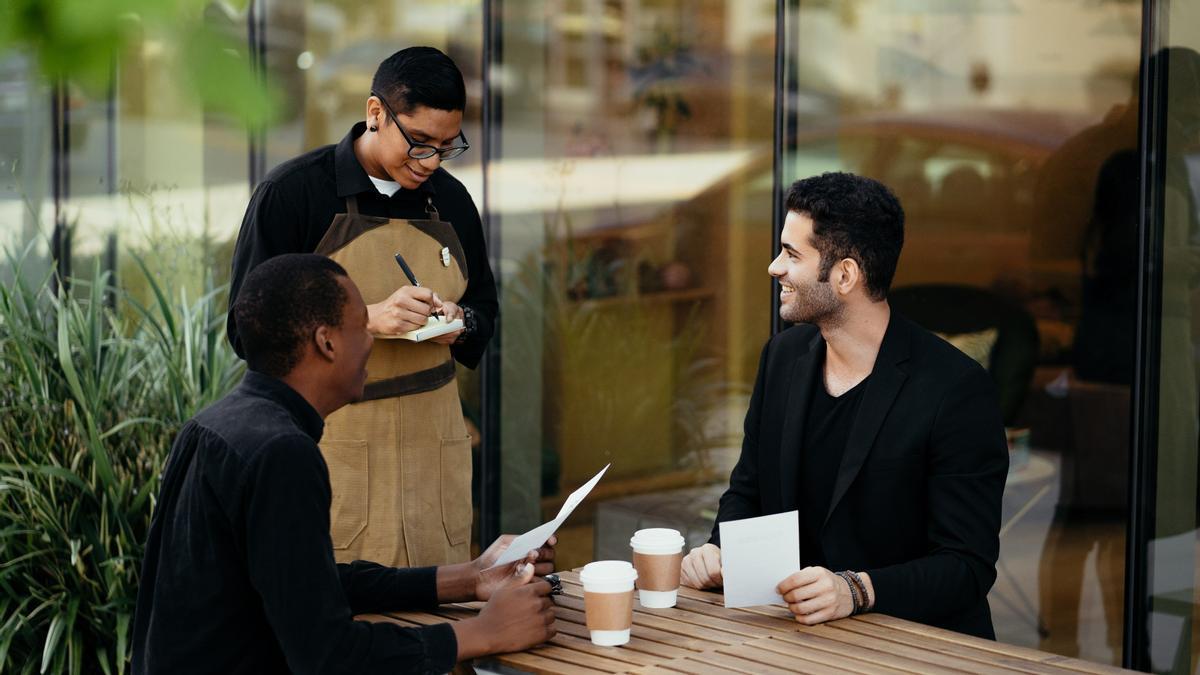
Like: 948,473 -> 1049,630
0,0 -> 277,127
0,249 -> 242,674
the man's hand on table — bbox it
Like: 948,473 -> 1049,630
680,543 -> 723,589
777,567 -> 874,625
453,566 -> 557,660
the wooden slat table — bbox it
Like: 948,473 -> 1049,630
364,570 -> 1134,674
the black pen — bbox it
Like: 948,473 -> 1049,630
394,252 -> 443,318
394,252 -> 421,287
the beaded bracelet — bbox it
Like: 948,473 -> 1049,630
845,570 -> 871,613
836,571 -> 862,615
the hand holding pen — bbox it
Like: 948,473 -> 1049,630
358,251 -> 439,335
394,251 -> 466,344
395,252 -> 445,319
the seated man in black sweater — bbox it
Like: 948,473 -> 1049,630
132,254 -> 556,674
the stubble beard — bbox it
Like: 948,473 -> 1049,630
779,278 -> 843,327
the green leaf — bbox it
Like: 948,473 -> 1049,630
180,29 -> 280,128
99,417 -> 163,440
56,307 -> 117,489
39,612 -> 64,674
115,613 -> 129,675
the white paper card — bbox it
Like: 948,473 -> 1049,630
489,464 -> 610,569
719,511 -> 800,608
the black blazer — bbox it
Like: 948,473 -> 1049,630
710,313 -> 1008,639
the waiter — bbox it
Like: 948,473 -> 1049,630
227,46 -> 497,567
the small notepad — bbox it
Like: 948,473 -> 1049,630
375,316 -> 464,342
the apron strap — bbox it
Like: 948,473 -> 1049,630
425,195 -> 440,222
346,195 -> 359,215
361,359 -> 456,402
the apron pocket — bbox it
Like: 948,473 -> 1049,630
320,439 -> 369,550
440,437 -> 473,546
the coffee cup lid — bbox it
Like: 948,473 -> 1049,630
630,528 -> 686,550
580,560 -> 638,584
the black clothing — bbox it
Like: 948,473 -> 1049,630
227,122 -> 497,368
131,371 -> 457,675
710,314 -> 1008,639
799,363 -> 868,570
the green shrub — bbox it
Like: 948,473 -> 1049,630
0,252 -> 242,674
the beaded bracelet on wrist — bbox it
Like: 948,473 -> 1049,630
836,571 -> 862,615
845,570 -> 871,614
849,566 -> 868,610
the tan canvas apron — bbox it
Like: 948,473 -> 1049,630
314,194 -> 472,567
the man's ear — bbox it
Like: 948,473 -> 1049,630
835,258 -> 861,295
314,325 -> 336,362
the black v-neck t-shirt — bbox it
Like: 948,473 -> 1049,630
800,368 -> 870,568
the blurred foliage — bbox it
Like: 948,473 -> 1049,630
0,0 -> 277,127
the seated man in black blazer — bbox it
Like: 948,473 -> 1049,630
680,172 -> 1008,639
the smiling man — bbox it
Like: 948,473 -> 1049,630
680,172 -> 1009,638
228,47 -> 497,568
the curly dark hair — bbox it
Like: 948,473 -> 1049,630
233,254 -> 350,377
372,46 -> 467,115
785,172 -> 905,301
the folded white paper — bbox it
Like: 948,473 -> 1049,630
719,510 -> 800,608
489,463 -> 610,569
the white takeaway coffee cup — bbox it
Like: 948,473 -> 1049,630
579,560 -> 639,646
629,528 -> 686,608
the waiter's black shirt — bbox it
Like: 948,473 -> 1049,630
799,365 -> 869,569
131,371 -> 457,674
227,122 -> 498,368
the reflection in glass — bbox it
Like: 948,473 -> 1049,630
494,0 -> 776,571
784,0 -> 1140,664
0,51 -> 53,281
1147,39 -> 1200,675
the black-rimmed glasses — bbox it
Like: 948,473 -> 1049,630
371,91 -> 470,161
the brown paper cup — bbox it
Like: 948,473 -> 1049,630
630,528 -> 686,608
580,561 -> 638,646
633,552 -> 684,591
584,590 -> 635,631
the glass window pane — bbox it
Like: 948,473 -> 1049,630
493,0 -> 776,572
784,0 -> 1141,666
106,5 -> 251,305
0,51 -> 53,280
1147,8 -> 1200,671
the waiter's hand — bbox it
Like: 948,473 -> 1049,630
473,534 -> 557,601
429,299 -> 466,345
367,286 -> 436,335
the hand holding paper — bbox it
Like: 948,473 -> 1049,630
489,464 -> 610,569
718,511 -> 800,608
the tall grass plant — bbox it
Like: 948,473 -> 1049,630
0,250 -> 242,674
